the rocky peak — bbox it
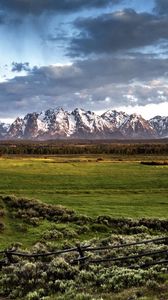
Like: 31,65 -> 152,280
8,117 -> 25,138
0,122 -> 10,138
120,113 -> 156,138
72,108 -> 107,135
23,113 -> 40,138
2,107 -> 168,139
101,110 -> 129,130
149,116 -> 168,137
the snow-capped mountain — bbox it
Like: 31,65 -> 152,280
101,110 -> 129,130
149,116 -> 168,138
119,113 -> 156,138
72,108 -> 110,137
7,108 -> 76,139
0,122 -> 10,138
0,108 -> 168,139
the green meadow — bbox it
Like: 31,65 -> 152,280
0,156 -> 167,218
0,156 -> 168,300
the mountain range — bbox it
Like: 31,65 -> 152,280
0,108 -> 168,140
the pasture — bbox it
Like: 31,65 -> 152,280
0,156 -> 167,218
0,155 -> 168,300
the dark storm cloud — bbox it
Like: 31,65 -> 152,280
154,0 -> 168,15
70,9 -> 168,56
0,0 -> 122,15
0,56 -> 168,117
0,13 -> 5,24
11,62 -> 30,72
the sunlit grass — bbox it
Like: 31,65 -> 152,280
0,156 -> 167,218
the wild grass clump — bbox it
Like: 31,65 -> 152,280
0,254 -> 165,299
2,195 -> 79,225
0,233 -> 168,299
1,195 -> 168,299
96,216 -> 168,233
0,255 -> 78,299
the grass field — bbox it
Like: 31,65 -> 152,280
0,155 -> 167,218
0,155 -> 168,300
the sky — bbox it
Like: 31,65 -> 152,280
0,0 -> 168,122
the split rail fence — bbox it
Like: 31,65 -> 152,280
0,236 -> 168,270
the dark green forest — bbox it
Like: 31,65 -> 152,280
0,140 -> 168,156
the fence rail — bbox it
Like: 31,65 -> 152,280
73,248 -> 168,264
0,236 -> 168,269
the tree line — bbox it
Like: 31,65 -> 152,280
0,141 -> 167,155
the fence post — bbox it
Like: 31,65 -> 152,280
76,243 -> 86,269
5,250 -> 15,264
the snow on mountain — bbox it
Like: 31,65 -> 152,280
67,113 -> 76,136
72,108 -> 109,137
149,116 -> 168,137
101,110 -> 129,130
7,117 -> 25,138
7,108 -> 76,139
119,113 -> 156,138
0,122 -> 10,138
41,108 -> 70,137
2,108 -> 168,139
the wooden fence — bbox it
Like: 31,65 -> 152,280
0,236 -> 168,269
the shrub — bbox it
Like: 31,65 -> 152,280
47,257 -> 77,280
2,196 -> 78,224
42,230 -> 63,241
0,209 -> 5,217
26,291 -> 40,300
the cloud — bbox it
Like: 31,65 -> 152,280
11,62 -> 30,72
0,56 -> 168,118
0,13 -> 5,24
117,102 -> 168,120
154,0 -> 168,15
0,0 -> 122,15
70,9 -> 168,56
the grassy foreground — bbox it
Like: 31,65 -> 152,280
0,155 -> 168,300
0,156 -> 167,218
0,195 -> 168,300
